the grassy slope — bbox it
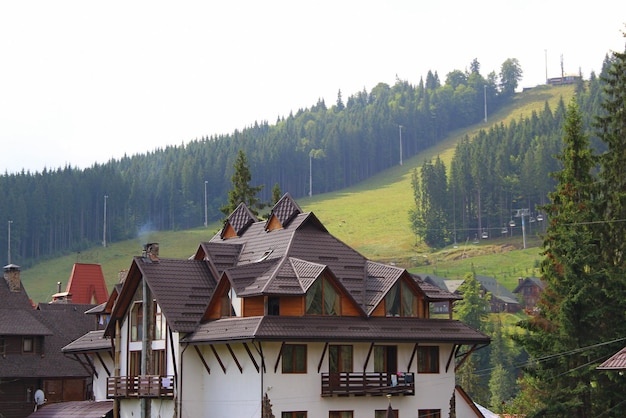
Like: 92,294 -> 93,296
20,84 -> 575,303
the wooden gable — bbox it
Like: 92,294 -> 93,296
370,273 -> 428,318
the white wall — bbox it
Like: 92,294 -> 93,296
180,341 -> 457,418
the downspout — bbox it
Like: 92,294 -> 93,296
178,343 -> 188,418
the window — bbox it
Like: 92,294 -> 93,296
329,412 -> 353,418
329,345 -> 353,373
281,413 -> 306,418
385,280 -> 417,317
417,346 -> 439,373
154,304 -> 165,340
268,296 -> 280,316
418,410 -> 440,418
306,277 -> 340,315
129,350 -> 141,376
374,345 -> 397,373
22,337 -> 34,353
376,410 -> 399,418
130,302 -> 143,342
282,344 -> 307,373
152,349 -> 166,375
0,337 -> 5,355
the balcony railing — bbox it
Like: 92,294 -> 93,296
107,375 -> 174,399
321,372 -> 415,397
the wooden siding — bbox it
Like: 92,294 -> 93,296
280,296 -> 303,316
341,297 -> 362,316
266,215 -> 282,232
243,296 -> 265,317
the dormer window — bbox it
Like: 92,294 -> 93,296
385,281 -> 417,317
306,277 -> 340,315
256,249 -> 273,262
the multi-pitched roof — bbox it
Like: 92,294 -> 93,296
105,194 -> 488,346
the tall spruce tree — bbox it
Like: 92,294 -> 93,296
514,98 -> 614,417
220,149 -> 265,217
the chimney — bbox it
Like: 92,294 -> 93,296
3,264 -> 21,292
142,243 -> 159,262
57,281 -> 62,293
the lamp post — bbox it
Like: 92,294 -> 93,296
309,153 -> 313,197
484,85 -> 487,123
398,125 -> 403,166
204,181 -> 208,227
7,220 -> 12,264
103,195 -> 108,248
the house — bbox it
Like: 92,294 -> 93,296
513,277 -> 545,313
51,263 -> 109,305
69,193 -> 489,417
0,264 -> 98,418
421,273 -> 520,314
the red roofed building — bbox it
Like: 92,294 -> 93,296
62,263 -> 109,305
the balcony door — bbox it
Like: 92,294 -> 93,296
374,345 -> 397,386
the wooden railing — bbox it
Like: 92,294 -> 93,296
107,375 -> 174,399
321,372 -> 415,397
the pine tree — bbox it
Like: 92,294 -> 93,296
514,99 -> 607,417
220,149 -> 265,217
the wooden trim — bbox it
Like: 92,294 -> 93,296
210,344 -> 227,374
455,344 -> 479,372
446,344 -> 459,373
363,342 -> 375,372
96,352 -> 111,377
317,342 -> 329,373
72,353 -> 97,378
226,343 -> 243,373
274,342 -> 286,373
407,343 -> 419,371
243,343 -> 260,373
194,345 -> 211,375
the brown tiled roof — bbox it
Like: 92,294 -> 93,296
65,263 -> 110,304
0,302 -> 97,378
221,202 -> 258,238
62,330 -> 110,354
265,192 -> 302,229
363,261 -> 403,315
183,315 -> 490,345
224,258 -> 283,297
28,400 -> 113,417
412,274 -> 462,301
196,241 -> 243,275
134,257 -> 217,333
597,345 -> 626,370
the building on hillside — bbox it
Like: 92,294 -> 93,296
67,193 -> 490,417
51,263 -> 109,305
421,273 -> 520,314
512,277 -> 545,313
0,264 -> 97,418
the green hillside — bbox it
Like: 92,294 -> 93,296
19,84 -> 575,304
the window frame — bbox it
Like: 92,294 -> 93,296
417,346 -> 440,374
329,411 -> 353,418
385,280 -> 418,317
329,344 -> 353,373
418,409 -> 440,418
281,412 -> 307,418
22,337 -> 34,353
305,276 -> 341,316
281,344 -> 307,374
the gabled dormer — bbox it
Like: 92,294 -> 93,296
220,202 -> 258,239
203,257 -> 365,320
265,192 -> 302,231
366,262 -> 429,318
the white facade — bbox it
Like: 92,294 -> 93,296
179,341 -> 456,418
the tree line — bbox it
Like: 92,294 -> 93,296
410,58 -> 610,248
0,58 -> 521,266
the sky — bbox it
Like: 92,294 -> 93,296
0,1 -> 624,174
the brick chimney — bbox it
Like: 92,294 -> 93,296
142,243 -> 159,262
3,264 -> 21,292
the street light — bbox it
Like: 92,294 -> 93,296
204,181 -> 208,227
103,195 -> 108,247
484,85 -> 487,123
398,125 -> 403,166
309,152 -> 313,197
7,220 -> 12,264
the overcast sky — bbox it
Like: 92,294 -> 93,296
1,1 -> 624,174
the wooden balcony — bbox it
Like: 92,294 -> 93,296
321,372 -> 415,397
107,375 -> 174,399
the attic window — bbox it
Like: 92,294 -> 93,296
256,249 -> 273,262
